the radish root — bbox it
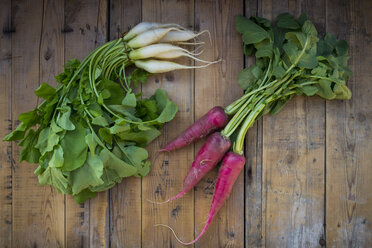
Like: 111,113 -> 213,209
154,224 -> 188,245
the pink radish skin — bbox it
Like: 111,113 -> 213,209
160,106 -> 228,152
156,132 -> 231,204
174,152 -> 245,245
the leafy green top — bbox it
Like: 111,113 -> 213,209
4,39 -> 178,203
222,13 -> 352,153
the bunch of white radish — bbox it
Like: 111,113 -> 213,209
123,22 -> 217,73
3,21 -> 218,204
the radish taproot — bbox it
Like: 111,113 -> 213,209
134,59 -> 217,73
157,152 -> 245,245
152,132 -> 231,204
160,106 -> 228,152
123,22 -> 185,41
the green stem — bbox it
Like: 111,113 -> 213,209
233,97 -> 268,154
221,94 -> 263,137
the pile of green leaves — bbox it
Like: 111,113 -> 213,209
3,40 -> 178,203
222,13 -> 352,153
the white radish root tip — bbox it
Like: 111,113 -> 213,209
146,199 -> 170,205
176,41 -> 206,45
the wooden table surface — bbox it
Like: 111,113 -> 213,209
1,0 -> 371,247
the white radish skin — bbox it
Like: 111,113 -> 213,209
124,22 -> 187,41
134,59 -> 216,73
153,50 -> 220,65
128,28 -> 185,48
129,44 -> 194,60
158,30 -> 210,43
153,50 -> 199,59
124,22 -> 159,41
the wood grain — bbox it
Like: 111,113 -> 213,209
10,0 -> 59,247
141,0 -> 195,247
88,2 -> 109,247
326,0 -> 372,246
194,0 -> 244,247
2,0 -> 372,247
64,1 -> 108,247
38,0 -> 66,247
261,0 -> 326,247
109,1 -> 143,247
244,1 -> 263,247
0,1 -> 12,247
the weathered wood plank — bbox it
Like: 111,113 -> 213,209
109,0 -> 143,247
64,1 -> 109,247
88,2 -> 109,247
11,0 -> 65,247
244,1 -> 263,247
194,0 -> 244,247
141,0 -> 195,247
0,1 -> 12,247
326,0 -> 372,246
261,0 -> 326,246
38,0 -> 66,247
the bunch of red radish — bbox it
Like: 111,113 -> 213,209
155,106 -> 245,245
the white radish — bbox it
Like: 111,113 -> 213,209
129,44 -> 188,60
153,50 -> 220,65
124,22 -> 160,41
153,49 -> 203,59
134,59 -> 217,73
157,30 -> 210,43
124,22 -> 186,41
127,28 -> 184,48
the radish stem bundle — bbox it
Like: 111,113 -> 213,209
156,13 -> 352,245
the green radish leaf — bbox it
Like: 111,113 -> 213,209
73,189 -> 96,204
56,106 -> 75,130
108,105 -> 142,122
70,154 -> 104,195
99,78 -> 124,105
255,39 -> 273,58
237,65 -> 263,90
127,68 -> 150,87
35,127 -> 60,155
122,92 -> 137,107
115,129 -> 161,146
273,65 -> 286,78
38,167 -> 70,194
300,85 -> 318,96
334,83 -> 352,99
18,129 -> 41,163
60,122 -> 88,171
92,116 -> 109,127
99,149 -> 137,178
99,128 -> 112,145
316,79 -> 336,99
3,122 -> 28,141
153,89 -> 178,123
19,110 -> 40,126
49,145 -> 64,168
120,145 -> 150,177
136,99 -> 158,121
109,124 -> 131,134
277,13 -> 300,30
235,15 -> 270,44
85,133 -> 97,156
34,82 -> 56,99
89,168 -> 120,192
87,102 -> 103,117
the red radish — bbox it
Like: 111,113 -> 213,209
160,106 -> 228,152
157,152 -> 245,245
151,132 -> 231,204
